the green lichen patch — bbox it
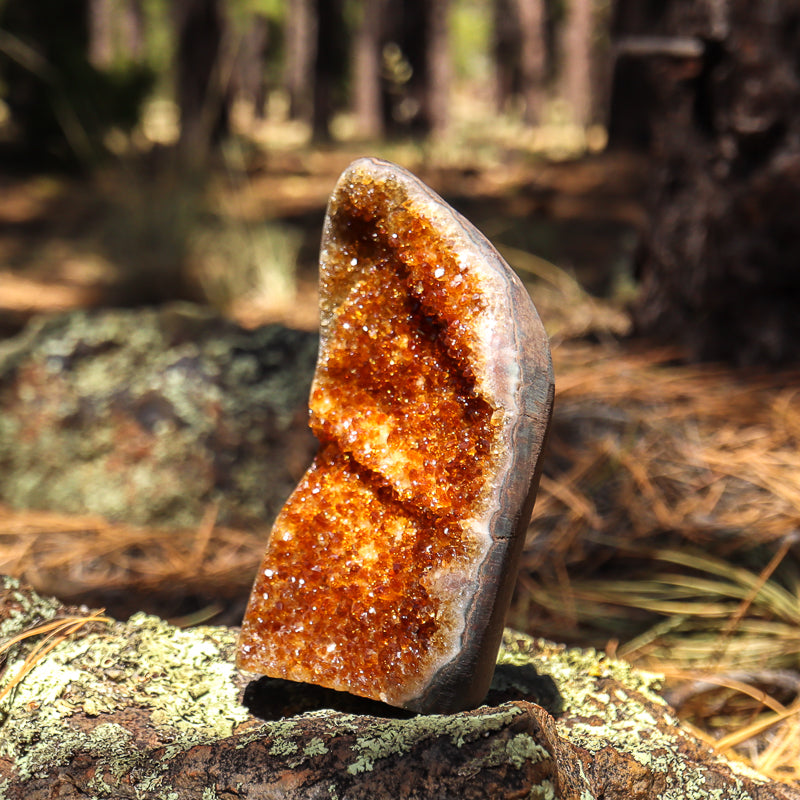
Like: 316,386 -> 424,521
499,631 -> 664,702
342,703 -> 530,775
83,723 -> 145,795
463,730 -> 550,774
0,576 -> 61,640
497,631 -> 774,798
0,582 -> 788,798
0,605 -> 253,786
233,700 -> 546,778
0,305 -> 318,527
303,736 -> 329,759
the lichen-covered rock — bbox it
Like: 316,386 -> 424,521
0,304 -> 318,527
1,575 -> 797,800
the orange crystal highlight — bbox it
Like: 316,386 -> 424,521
238,446 -> 474,702
238,164 -> 509,708
311,240 -> 495,514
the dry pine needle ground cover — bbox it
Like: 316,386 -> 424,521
2,282 -> 800,785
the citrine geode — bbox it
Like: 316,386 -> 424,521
237,158 -> 553,713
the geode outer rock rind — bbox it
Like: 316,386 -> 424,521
238,158 -> 554,713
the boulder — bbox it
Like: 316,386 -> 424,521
0,304 -> 318,528
0,575 -> 796,800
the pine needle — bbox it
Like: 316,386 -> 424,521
0,610 -> 110,704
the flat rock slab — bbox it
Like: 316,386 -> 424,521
0,304 -> 318,528
0,576 -> 796,799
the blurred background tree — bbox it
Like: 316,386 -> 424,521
0,0 -> 798,365
0,0 -> 154,165
0,0 -> 608,163
611,0 -> 800,365
493,0 -> 547,124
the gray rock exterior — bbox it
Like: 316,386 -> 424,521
1,576 -> 797,800
0,304 -> 318,528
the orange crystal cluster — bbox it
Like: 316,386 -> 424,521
238,161 -> 524,710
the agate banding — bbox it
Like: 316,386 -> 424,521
237,158 -> 554,713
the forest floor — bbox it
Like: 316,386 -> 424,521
1,141 -> 800,785
0,143 -> 644,331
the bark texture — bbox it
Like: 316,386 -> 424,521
1,575 -> 797,799
613,0 -> 800,364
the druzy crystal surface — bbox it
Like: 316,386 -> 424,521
238,158 -> 553,712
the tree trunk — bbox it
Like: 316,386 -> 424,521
311,0 -> 348,141
87,0 -> 113,68
381,0 -> 450,137
285,0 -> 316,123
492,0 -> 519,113
424,0 -> 451,136
231,14 -> 270,118
121,0 -> 144,60
352,0 -> 386,139
285,0 -> 347,140
513,0 -> 547,124
614,0 -> 800,364
88,0 -> 144,68
387,0 -> 426,134
560,0 -> 594,126
173,0 -> 229,164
